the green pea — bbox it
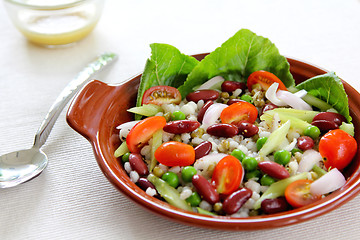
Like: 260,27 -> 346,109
121,152 -> 130,163
291,148 -> 303,155
304,125 -> 321,139
186,192 -> 201,207
171,111 -> 186,120
242,156 -> 258,171
162,172 -> 179,188
245,170 -> 261,180
260,174 -> 276,186
181,166 -> 197,182
274,149 -> 291,165
240,94 -> 253,103
231,149 -> 245,161
256,137 -> 268,151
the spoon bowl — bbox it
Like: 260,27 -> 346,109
0,148 -> 47,188
0,53 -> 117,188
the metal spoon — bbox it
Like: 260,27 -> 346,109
0,53 -> 118,188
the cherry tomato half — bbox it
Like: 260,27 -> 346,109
154,141 -> 195,166
247,70 -> 287,91
220,101 -> 258,126
142,86 -> 181,105
285,179 -> 321,208
211,155 -> 244,195
126,116 -> 166,153
319,129 -> 357,170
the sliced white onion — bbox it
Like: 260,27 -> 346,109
197,76 -> 225,90
277,90 -> 312,111
117,120 -> 140,140
193,153 -> 228,178
116,120 -> 140,130
310,168 -> 346,196
202,103 -> 228,129
196,153 -> 228,164
298,149 -> 322,173
294,89 -> 308,98
265,83 -> 287,106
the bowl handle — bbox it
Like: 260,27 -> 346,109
66,78 -> 140,140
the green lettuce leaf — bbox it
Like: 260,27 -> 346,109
136,43 -> 199,109
178,29 -> 294,97
296,72 -> 351,122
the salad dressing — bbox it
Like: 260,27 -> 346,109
15,12 -> 99,46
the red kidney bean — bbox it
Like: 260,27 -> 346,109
192,174 -> 219,204
227,99 -> 245,105
221,81 -> 246,93
137,177 -> 156,191
257,161 -> 290,179
313,112 -> 346,126
261,197 -> 289,214
194,141 -> 212,159
237,122 -> 259,137
261,103 -> 278,115
311,120 -> 338,132
297,136 -> 314,151
186,90 -> 220,103
163,120 -> 200,134
129,153 -> 149,176
222,188 -> 253,215
206,123 -> 239,137
197,100 -> 213,122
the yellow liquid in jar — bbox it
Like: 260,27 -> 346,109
16,12 -> 99,46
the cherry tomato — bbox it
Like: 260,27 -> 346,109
247,70 -> 287,91
126,116 -> 166,153
220,101 -> 258,126
319,129 -> 357,170
285,179 -> 321,208
211,155 -> 244,195
142,86 -> 181,105
154,141 -> 195,166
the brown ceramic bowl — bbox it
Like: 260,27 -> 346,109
66,54 -> 360,230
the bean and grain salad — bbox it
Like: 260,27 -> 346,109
114,72 -> 357,217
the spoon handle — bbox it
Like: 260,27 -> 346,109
33,53 -> 118,149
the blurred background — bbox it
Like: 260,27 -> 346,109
1,0 -> 360,239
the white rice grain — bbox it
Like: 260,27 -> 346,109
181,133 -> 191,144
197,100 -> 205,109
124,162 -> 132,173
146,187 -> 157,197
199,200 -> 212,212
130,171 -> 139,183
180,187 -> 193,200
245,180 -> 261,194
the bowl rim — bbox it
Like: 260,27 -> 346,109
4,0 -> 88,9
67,55 -> 360,230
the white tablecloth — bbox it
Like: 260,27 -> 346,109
1,0 -> 360,239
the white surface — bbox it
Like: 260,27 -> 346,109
1,0 -> 360,239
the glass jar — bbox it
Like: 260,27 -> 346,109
3,0 -> 104,47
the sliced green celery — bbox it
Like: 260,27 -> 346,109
302,94 -> 333,112
196,207 -> 217,216
312,165 -> 327,178
264,108 -> 319,123
253,172 -> 308,209
150,129 -> 163,171
127,104 -> 163,117
260,111 -> 311,134
114,141 -> 129,158
259,120 -> 291,157
288,86 -> 333,112
147,174 -> 193,212
339,122 -> 355,136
